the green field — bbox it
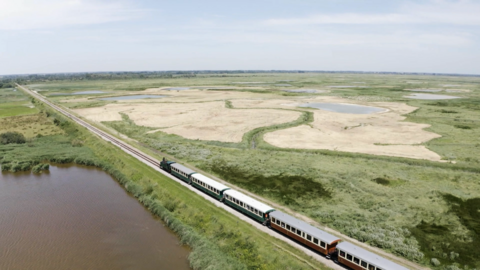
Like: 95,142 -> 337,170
0,83 -> 333,269
22,72 -> 480,269
0,88 -> 39,117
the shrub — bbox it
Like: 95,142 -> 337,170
0,131 -> 26,144
450,251 -> 459,260
439,109 -> 458,114
454,125 -> 471,130
431,258 -> 441,266
32,163 -> 49,173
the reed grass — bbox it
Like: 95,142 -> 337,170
0,99 -> 329,269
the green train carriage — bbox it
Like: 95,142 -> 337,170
169,162 -> 197,183
223,189 -> 275,224
190,173 -> 230,200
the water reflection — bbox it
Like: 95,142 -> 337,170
99,95 -> 166,101
0,164 -> 190,270
404,93 -> 461,100
300,103 -> 386,114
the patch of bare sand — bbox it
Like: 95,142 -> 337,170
239,97 -> 444,161
59,97 -> 91,103
140,88 -> 277,103
73,102 -> 300,142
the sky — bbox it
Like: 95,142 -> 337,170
1,0 -> 479,75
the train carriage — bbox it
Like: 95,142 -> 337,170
336,242 -> 409,270
170,163 -> 196,183
269,211 -> 341,256
190,173 -> 230,200
223,189 -> 275,224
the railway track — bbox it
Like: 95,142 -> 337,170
17,84 -> 423,270
21,87 -> 159,167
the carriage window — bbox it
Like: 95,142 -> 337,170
313,238 -> 319,245
259,212 -> 263,217
361,261 -> 368,268
296,229 -> 302,236
240,202 -> 244,207
281,222 -> 285,228
290,226 -> 296,232
271,218 -> 276,223
255,209 -> 258,215
320,241 -> 326,248
353,257 -> 360,264
346,254 -> 352,261
306,234 -> 312,241
339,251 -> 345,258
286,224 -> 291,230
276,219 -> 280,225
368,265 -> 375,270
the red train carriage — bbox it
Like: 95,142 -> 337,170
269,211 -> 341,256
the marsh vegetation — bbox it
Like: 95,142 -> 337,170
0,83 -> 330,270
18,72 -> 480,269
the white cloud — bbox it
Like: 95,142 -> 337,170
0,0 -> 144,30
265,0 -> 480,26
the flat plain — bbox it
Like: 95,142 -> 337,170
28,72 -> 480,270
2,82 -> 332,270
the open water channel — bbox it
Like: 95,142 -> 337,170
0,164 -> 190,270
300,103 -> 386,114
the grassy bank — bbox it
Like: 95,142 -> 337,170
1,93 -> 329,269
82,72 -> 480,270
26,73 -> 480,269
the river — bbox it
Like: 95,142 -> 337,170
0,164 -> 191,270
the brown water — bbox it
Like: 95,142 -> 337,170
0,164 -> 191,270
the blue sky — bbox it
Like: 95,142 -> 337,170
1,0 -> 479,75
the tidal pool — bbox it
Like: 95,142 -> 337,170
0,164 -> 190,270
163,87 -> 190,91
404,93 -> 461,100
408,89 -> 442,92
300,103 -> 386,114
99,95 -> 166,101
231,82 -> 266,84
285,89 -> 324,93
328,85 -> 366,88
49,91 -> 106,96
195,86 -> 236,90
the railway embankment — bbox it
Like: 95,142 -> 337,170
15,84 -> 332,270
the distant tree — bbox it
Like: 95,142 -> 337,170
0,131 -> 26,144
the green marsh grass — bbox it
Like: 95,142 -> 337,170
2,96 -> 330,269
29,73 -> 480,269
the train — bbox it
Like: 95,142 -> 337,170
160,158 -> 409,270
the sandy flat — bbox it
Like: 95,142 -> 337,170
74,102 -> 300,142
235,97 -> 444,161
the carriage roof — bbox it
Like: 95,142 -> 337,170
170,163 -> 196,175
191,173 -> 230,191
337,242 -> 409,270
224,189 -> 275,213
270,211 -> 341,245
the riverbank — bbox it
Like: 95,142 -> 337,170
0,164 -> 191,270
1,89 -> 329,269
